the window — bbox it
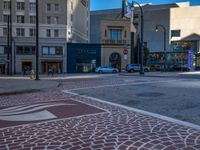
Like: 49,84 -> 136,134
54,16 -> 59,24
109,29 -> 122,40
47,16 -> 51,24
17,15 -> 25,23
16,28 -> 25,37
16,46 -> 35,55
105,30 -> 107,37
124,30 -> 127,38
42,47 -> 49,55
134,14 -> 139,19
54,30 -> 59,37
171,30 -> 181,37
134,22 -> 138,30
50,47 -> 56,55
46,29 -> 51,37
30,16 -> 36,24
71,2 -> 73,10
0,46 -> 5,54
71,14 -> 73,22
3,28 -> 8,36
17,2 -> 25,11
56,47 -> 63,55
29,2 -> 36,12
47,3 -> 51,11
3,15 -> 10,23
55,4 -> 59,11
42,46 -> 63,55
29,28 -> 36,37
3,1 -> 10,10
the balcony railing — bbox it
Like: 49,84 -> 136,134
102,39 -> 129,45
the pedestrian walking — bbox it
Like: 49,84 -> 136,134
23,66 -> 27,76
48,66 -> 54,76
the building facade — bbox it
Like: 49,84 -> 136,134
91,2 -> 200,71
90,9 -> 133,71
133,2 -> 200,70
0,0 -> 90,74
67,43 -> 101,73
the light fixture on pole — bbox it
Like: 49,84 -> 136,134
122,0 -> 144,74
131,1 -> 144,75
155,25 -> 167,72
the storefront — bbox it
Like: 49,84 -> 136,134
41,61 -> 63,74
148,41 -> 199,70
67,43 -> 101,73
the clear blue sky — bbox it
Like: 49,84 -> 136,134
91,0 -> 200,10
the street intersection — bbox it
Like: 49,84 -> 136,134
1,73 -> 200,149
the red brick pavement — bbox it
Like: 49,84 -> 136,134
1,77 -> 200,149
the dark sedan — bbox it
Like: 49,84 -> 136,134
172,65 -> 190,72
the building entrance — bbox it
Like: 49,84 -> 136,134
22,61 -> 32,73
41,62 -> 62,74
0,64 -> 5,75
109,53 -> 121,71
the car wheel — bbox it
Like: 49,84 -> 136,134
99,70 -> 103,73
112,70 -> 117,73
130,69 -> 134,73
144,68 -> 149,72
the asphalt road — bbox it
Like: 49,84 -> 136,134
72,75 -> 200,126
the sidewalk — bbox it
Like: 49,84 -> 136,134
120,71 -> 181,78
0,78 -> 59,95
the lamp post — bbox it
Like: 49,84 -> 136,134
7,15 -> 10,75
35,0 -> 39,80
10,0 -> 12,75
131,1 -> 144,75
12,37 -> 16,74
156,25 -> 166,72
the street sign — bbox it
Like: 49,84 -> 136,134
123,49 -> 128,55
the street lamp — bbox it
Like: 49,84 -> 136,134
35,0 -> 39,80
131,1 -> 144,75
155,25 -> 167,71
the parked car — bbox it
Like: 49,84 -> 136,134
95,66 -> 119,73
126,64 -> 150,73
172,65 -> 190,72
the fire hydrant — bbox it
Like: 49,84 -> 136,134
30,69 -> 36,80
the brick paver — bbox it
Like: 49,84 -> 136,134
1,76 -> 200,149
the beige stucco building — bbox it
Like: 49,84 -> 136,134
91,9 -> 134,71
0,0 -> 90,74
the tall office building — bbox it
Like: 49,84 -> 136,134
0,0 -> 90,74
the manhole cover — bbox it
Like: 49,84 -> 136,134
136,92 -> 164,97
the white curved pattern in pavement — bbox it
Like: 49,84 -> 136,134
0,102 -> 76,121
0,110 -> 57,121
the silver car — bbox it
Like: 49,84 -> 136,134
126,64 -> 150,73
95,66 -> 119,73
